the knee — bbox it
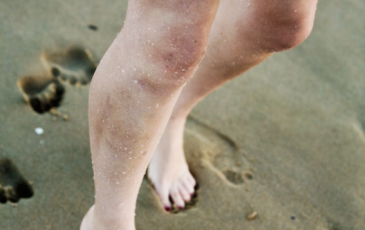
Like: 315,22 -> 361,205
125,0 -> 220,70
136,27 -> 211,90
156,28 -> 208,71
133,28 -> 209,91
243,1 -> 317,52
266,14 -> 315,51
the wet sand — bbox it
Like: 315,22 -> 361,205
0,0 -> 364,229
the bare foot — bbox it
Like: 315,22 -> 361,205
148,118 -> 196,211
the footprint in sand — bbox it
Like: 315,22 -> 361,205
148,117 -> 248,213
0,157 -> 33,204
17,75 -> 65,114
184,116 -> 253,186
41,46 -> 97,85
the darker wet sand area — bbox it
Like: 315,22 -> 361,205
0,0 -> 364,229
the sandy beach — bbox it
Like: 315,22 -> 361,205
0,0 -> 364,229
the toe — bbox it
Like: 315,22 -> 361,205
178,184 -> 191,202
155,186 -> 172,211
187,173 -> 196,187
170,186 -> 185,209
181,178 -> 195,195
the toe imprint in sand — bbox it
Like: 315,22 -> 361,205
41,46 -> 97,86
222,169 -> 244,185
0,157 -> 34,204
17,75 -> 65,114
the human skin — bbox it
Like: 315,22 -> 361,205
148,0 -> 318,209
81,0 -> 318,229
81,0 -> 221,229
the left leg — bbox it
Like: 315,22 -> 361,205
149,0 -> 318,209
81,0 -> 221,229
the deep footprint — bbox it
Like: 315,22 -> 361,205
17,75 -> 65,114
185,116 -> 252,186
0,157 -> 33,203
41,46 -> 97,85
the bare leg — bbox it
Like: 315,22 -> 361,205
149,0 -> 318,209
80,0 -> 221,229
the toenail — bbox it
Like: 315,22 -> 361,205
178,206 -> 184,210
164,206 -> 171,212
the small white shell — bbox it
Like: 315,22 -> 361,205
35,127 -> 44,135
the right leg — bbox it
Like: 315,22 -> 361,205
149,0 -> 317,209
81,0 -> 221,230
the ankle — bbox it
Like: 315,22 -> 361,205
84,203 -> 135,230
93,210 -> 135,230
